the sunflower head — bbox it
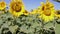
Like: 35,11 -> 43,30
42,2 -> 52,16
43,10 -> 51,16
0,1 -> 6,10
40,1 -> 55,22
55,10 -> 60,18
9,0 -> 24,17
23,10 -> 29,15
11,1 -> 22,12
31,9 -> 38,15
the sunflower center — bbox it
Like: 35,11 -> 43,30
12,2 -> 22,12
43,10 -> 51,16
0,2 -> 5,7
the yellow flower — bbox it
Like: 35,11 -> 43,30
40,10 -> 55,22
9,0 -> 24,17
31,9 -> 37,14
39,1 -> 55,22
31,9 -> 40,15
23,10 -> 29,15
0,1 -> 6,10
55,10 -> 60,18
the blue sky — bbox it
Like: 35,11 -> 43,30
3,0 -> 60,11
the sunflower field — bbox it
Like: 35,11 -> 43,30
0,0 -> 60,34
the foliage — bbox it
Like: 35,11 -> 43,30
0,12 -> 40,34
0,11 -> 56,34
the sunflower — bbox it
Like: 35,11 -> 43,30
40,1 -> 55,22
40,10 -> 55,22
9,0 -> 24,17
23,10 -> 29,15
31,9 -> 37,14
55,10 -> 60,18
0,1 -> 6,10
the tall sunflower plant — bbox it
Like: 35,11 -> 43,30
55,10 -> 60,24
38,0 -> 56,31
